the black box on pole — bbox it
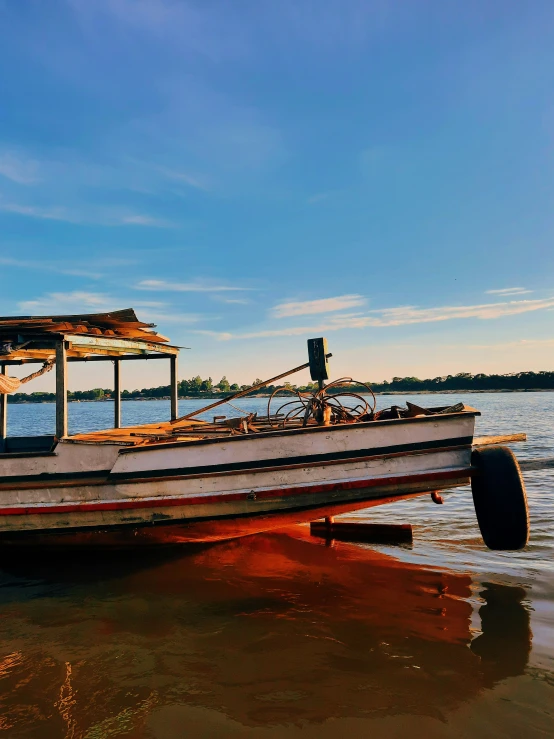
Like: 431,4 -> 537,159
307,337 -> 329,382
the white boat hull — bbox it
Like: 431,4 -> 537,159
0,412 -> 477,547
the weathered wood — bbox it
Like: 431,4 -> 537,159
0,364 -> 7,441
0,309 -> 182,370
55,341 -> 68,439
170,355 -> 178,421
1,353 -> 178,365
173,353 -> 333,424
473,433 -> 527,447
310,520 -> 413,544
114,359 -> 121,429
64,334 -> 178,355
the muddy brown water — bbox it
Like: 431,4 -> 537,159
1,393 -> 553,737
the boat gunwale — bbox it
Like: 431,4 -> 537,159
113,408 -> 480,454
0,450 -> 57,460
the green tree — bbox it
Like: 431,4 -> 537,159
190,376 -> 203,391
217,376 -> 230,392
201,377 -> 213,392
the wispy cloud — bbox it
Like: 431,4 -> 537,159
18,291 -> 118,313
194,329 -> 234,341
0,151 -> 40,185
366,297 -> 554,326
16,292 -> 182,319
144,312 -> 205,324
136,279 -> 255,293
202,296 -> 554,340
0,203 -> 70,221
119,214 -> 171,227
0,256 -> 103,279
486,287 -> 532,296
0,201 -> 172,227
155,165 -> 210,191
216,298 -> 251,305
272,294 -> 366,318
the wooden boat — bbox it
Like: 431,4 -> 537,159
0,310 -> 530,551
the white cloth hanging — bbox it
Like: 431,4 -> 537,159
0,359 -> 55,394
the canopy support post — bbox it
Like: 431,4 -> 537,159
170,355 -> 178,421
114,359 -> 121,429
0,364 -> 7,444
56,341 -> 68,439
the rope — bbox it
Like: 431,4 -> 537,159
267,378 -> 376,428
0,359 -> 55,394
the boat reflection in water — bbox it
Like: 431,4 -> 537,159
0,528 -> 531,737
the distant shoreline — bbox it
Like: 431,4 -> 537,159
7,388 -> 554,404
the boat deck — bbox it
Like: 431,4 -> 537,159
68,416 -> 309,446
67,405 -> 481,447
69,420 -> 211,446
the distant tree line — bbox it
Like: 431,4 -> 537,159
369,371 -> 554,392
8,388 -> 111,404
6,371 -> 554,403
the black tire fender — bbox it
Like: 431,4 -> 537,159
471,446 -> 529,551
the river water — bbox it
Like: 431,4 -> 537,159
1,394 -> 553,737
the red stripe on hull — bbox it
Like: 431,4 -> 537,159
0,467 -> 473,516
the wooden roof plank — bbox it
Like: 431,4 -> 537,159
0,308 -> 140,324
0,309 -> 177,360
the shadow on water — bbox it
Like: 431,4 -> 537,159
0,528 -> 532,737
471,582 -> 531,685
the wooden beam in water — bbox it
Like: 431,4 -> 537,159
310,520 -> 413,545
473,433 -> 527,446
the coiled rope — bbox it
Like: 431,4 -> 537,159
267,378 -> 376,428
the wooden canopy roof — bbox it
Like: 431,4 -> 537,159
0,308 -> 179,364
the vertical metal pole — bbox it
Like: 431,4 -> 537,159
0,364 -> 7,444
170,354 -> 178,421
114,359 -> 121,429
56,341 -> 68,439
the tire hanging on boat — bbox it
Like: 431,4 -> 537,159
471,445 -> 530,551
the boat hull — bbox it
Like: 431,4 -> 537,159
0,412 -> 477,548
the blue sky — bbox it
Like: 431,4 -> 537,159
1,0 -> 553,390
